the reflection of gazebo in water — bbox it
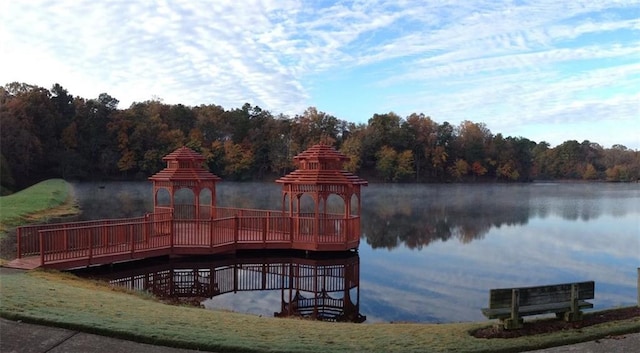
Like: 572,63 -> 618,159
274,255 -> 365,323
95,254 -> 365,323
275,289 -> 365,323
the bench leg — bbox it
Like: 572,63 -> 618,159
562,310 -> 583,322
562,283 -> 583,322
503,289 -> 523,330
502,317 -> 524,330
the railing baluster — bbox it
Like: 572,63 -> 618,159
17,228 -> 22,259
234,216 -> 239,245
39,231 -> 44,266
262,217 -> 267,246
170,217 -> 174,251
130,224 -> 135,254
88,228 -> 93,265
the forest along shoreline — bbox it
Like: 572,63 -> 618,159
2,82 -> 639,197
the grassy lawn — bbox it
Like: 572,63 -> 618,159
0,179 -> 79,235
0,179 -> 638,352
1,269 -> 638,353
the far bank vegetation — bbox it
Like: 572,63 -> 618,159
1,82 -> 638,194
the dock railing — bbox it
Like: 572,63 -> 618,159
37,216 -> 173,266
16,207 -> 361,268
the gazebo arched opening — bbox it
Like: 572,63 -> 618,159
299,194 -> 316,215
199,188 -> 212,219
349,194 -> 361,216
325,194 -> 345,215
155,188 -> 172,214
174,188 -> 195,219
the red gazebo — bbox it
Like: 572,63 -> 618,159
276,144 -> 368,250
149,146 -> 222,219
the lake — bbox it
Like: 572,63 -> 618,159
71,181 -> 640,323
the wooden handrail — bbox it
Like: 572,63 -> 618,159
28,212 -> 359,268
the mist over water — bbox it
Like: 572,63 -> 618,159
72,181 -> 640,323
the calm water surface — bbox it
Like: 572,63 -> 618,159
71,181 -> 640,323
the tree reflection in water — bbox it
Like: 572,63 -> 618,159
361,184 -> 531,249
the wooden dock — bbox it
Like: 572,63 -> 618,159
8,210 -> 361,270
6,144 -> 367,271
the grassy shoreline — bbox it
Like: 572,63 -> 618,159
0,180 -> 638,352
0,179 -> 79,236
1,269 -> 638,353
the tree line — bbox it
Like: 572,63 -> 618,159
1,82 -> 638,194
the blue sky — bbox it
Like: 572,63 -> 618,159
2,0 -> 639,149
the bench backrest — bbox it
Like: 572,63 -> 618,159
488,281 -> 594,309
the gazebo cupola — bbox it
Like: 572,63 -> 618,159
276,144 -> 368,250
149,146 -> 221,219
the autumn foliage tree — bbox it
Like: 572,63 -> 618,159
1,82 -> 638,194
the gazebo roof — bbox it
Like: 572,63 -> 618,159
276,144 -> 368,186
149,146 -> 221,182
162,146 -> 207,162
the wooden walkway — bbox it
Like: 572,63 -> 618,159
7,209 -> 361,270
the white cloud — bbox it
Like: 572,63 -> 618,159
1,0 -> 638,147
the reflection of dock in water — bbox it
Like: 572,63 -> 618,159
80,252 -> 365,323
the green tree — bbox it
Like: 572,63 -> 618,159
401,113 -> 437,181
448,159 -> 470,181
0,86 -> 44,187
433,122 -> 455,181
375,145 -> 397,182
194,104 -> 229,144
291,107 -> 341,148
267,115 -> 294,175
583,163 -> 598,180
491,136 -> 535,181
167,104 -> 195,135
362,112 -> 403,173
245,106 -> 276,179
340,134 -> 364,173
532,141 -> 551,179
223,141 -> 254,180
375,146 -> 414,182
431,146 -> 448,180
75,94 -> 120,177
497,160 -> 520,181
455,120 -> 492,176
395,150 -> 415,181
368,112 -> 402,149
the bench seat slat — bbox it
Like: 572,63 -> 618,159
482,300 -> 594,319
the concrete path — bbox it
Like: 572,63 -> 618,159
525,331 -> 639,352
0,318 -> 210,353
1,317 -> 638,353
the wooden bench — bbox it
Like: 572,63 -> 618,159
481,281 -> 594,330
